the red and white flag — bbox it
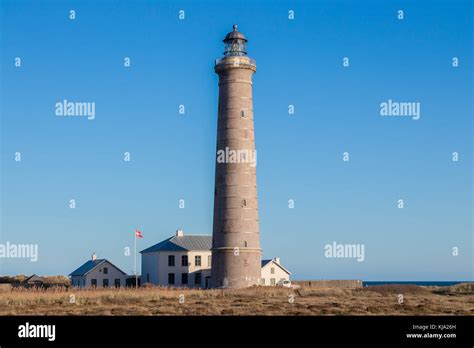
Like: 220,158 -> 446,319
135,229 -> 143,238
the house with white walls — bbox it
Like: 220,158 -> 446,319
69,253 -> 129,288
141,230 -> 291,288
141,230 -> 213,288
260,257 -> 291,286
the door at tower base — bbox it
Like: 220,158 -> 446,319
211,25 -> 262,289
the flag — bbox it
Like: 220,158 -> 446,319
135,229 -> 143,238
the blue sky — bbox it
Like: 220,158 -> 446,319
1,0 -> 472,280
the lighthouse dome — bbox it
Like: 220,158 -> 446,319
223,24 -> 247,42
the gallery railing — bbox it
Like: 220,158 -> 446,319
214,57 -> 256,66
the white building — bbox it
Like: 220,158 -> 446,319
141,230 -> 291,288
141,230 -> 212,288
260,257 -> 291,286
69,254 -> 128,288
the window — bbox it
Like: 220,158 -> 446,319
91,279 -> 97,287
194,272 -> 202,285
241,109 -> 246,118
244,241 -> 248,247
207,255 -> 211,267
83,279 -> 85,287
168,255 -> 175,267
270,278 -> 276,286
271,267 -> 275,274
103,267 -> 108,274
114,279 -> 120,288
195,255 -> 201,266
168,273 -> 175,285
182,255 -> 188,266
181,273 -> 188,285
147,273 -> 150,282
261,278 -> 266,285
241,199 -> 247,207
103,279 -> 109,287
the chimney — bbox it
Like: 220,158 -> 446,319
274,257 -> 280,264
92,252 -> 97,261
176,229 -> 184,237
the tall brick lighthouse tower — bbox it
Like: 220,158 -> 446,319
211,25 -> 261,288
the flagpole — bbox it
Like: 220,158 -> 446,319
134,232 -> 137,289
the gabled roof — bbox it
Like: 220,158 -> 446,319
141,235 -> 212,253
69,259 -> 127,276
261,259 -> 292,275
24,274 -> 44,283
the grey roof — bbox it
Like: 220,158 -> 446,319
24,274 -> 44,283
69,259 -> 127,276
141,235 -> 212,253
69,259 -> 106,276
261,259 -> 272,267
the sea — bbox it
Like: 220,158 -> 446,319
362,281 -> 470,287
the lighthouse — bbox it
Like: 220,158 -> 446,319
211,25 -> 262,288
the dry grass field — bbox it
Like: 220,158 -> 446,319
0,283 -> 472,316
